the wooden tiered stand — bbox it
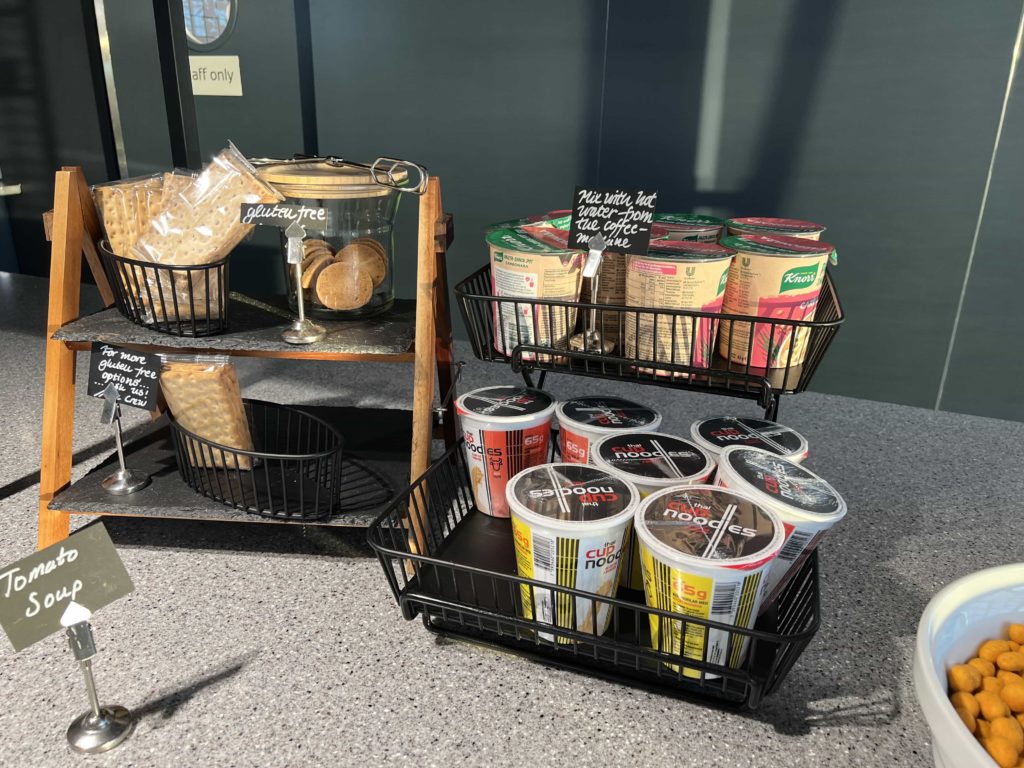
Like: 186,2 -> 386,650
37,166 -> 455,549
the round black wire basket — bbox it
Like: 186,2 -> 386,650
168,399 -> 344,520
99,240 -> 229,337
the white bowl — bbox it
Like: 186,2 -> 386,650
913,563 -> 1024,768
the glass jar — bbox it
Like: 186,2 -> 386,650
257,157 -> 425,319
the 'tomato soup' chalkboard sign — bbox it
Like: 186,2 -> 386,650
0,523 -> 134,652
568,187 -> 658,255
87,343 -> 161,411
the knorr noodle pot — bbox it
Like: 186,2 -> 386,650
716,446 -> 846,610
718,234 -> 835,368
507,464 -> 639,643
634,485 -> 783,676
556,396 -> 661,464
456,386 -> 555,518
651,213 -> 724,242
726,216 -> 825,240
623,240 -> 735,375
487,228 -> 584,361
518,212 -> 631,350
591,432 -> 716,592
690,416 -> 809,463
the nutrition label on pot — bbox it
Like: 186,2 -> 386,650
624,257 -> 730,368
493,268 -> 538,298
492,258 -> 580,354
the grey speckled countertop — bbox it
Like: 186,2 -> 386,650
0,272 -> 1020,768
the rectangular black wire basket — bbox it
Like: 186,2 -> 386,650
169,399 -> 345,520
455,264 -> 843,415
368,440 -> 821,709
99,240 -> 229,337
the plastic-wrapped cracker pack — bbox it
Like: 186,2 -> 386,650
92,174 -> 164,257
159,355 -> 254,470
132,145 -> 282,322
134,143 -> 282,266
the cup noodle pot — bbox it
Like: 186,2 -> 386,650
718,234 -> 836,369
624,240 -> 735,376
591,432 -> 717,592
556,396 -> 662,465
651,213 -> 724,242
506,463 -> 640,643
690,416 -> 809,464
716,446 -> 846,610
487,227 -> 584,361
725,217 -> 826,240
634,485 -> 784,677
456,386 -> 555,518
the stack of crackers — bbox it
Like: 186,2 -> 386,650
92,145 -> 282,324
159,356 -> 254,470
132,145 -> 281,267
299,237 -> 386,311
93,175 -> 162,258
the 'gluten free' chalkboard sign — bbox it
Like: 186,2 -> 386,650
568,187 -> 658,255
87,343 -> 161,411
240,202 -> 328,231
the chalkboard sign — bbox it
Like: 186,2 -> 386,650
0,523 -> 134,652
240,202 -> 328,231
87,342 -> 161,411
567,187 -> 658,255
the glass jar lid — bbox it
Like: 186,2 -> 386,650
258,159 -> 409,200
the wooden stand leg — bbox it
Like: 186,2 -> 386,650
69,166 -> 114,307
38,170 -> 86,548
407,177 -> 442,557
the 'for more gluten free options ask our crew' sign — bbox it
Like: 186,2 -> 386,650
0,524 -> 133,652
86,343 -> 160,412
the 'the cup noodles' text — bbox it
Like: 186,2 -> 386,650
708,427 -> 751,443
760,468 -> 802,504
584,542 -> 622,569
528,485 -> 620,505
663,500 -> 757,538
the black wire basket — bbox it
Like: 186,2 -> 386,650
454,264 -> 844,418
368,440 -> 821,709
169,399 -> 344,520
99,240 -> 229,337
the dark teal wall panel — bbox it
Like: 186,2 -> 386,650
939,58 -> 1024,419
596,0 -> 1021,409
308,0 -> 607,300
105,0 -> 173,176
759,0 -> 1022,408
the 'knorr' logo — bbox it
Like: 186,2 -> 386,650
780,264 -> 819,293
717,268 -> 730,296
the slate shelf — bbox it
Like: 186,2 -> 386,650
53,295 -> 417,361
50,406 -> 415,528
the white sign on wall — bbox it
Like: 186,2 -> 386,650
189,55 -> 243,97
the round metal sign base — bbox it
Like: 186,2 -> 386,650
67,706 -> 134,754
101,468 -> 151,495
282,319 -> 327,345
